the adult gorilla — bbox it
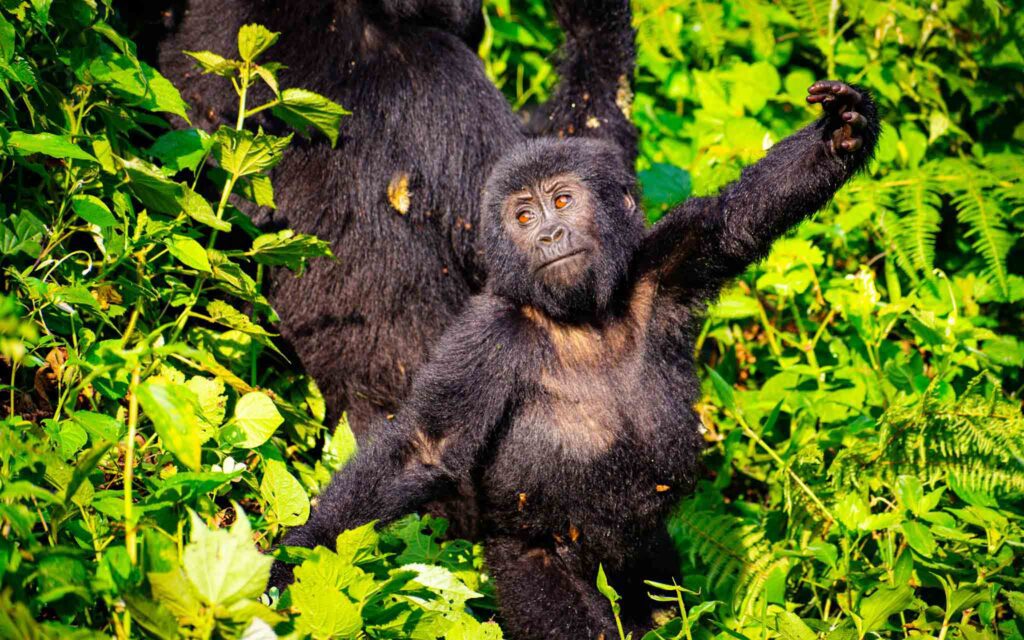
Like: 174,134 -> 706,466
130,0 -> 637,436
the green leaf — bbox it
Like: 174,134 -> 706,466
70,411 -> 125,443
596,564 -> 620,615
70,194 -> 117,227
86,49 -> 188,120
167,234 -> 212,272
184,506 -> 272,606
183,50 -> 240,77
638,163 -> 691,216
774,610 -> 817,640
271,88 -> 349,147
237,24 -> 279,62
0,14 -> 15,63
857,586 -> 915,635
136,379 -> 207,470
149,129 -> 212,174
291,574 -> 362,639
260,459 -> 309,526
247,229 -> 333,273
705,366 -> 736,412
2,131 -> 97,161
900,520 -> 937,557
232,391 -> 283,448
213,127 -> 291,178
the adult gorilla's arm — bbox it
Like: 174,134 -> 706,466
268,299 -> 517,588
528,0 -> 638,165
638,82 -> 879,303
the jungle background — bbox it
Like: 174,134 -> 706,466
1,0 -> 1022,638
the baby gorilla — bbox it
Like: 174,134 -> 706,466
271,81 -> 878,638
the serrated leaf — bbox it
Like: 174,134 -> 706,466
167,234 -> 212,272
184,50 -> 240,77
291,576 -> 362,639
271,88 -> 348,147
247,229 -> 333,273
232,391 -> 283,448
71,194 -> 116,227
70,411 -> 124,443
260,459 -> 309,526
86,49 -> 188,120
237,24 -> 279,62
857,586 -> 915,635
184,507 -> 272,606
213,127 -> 291,178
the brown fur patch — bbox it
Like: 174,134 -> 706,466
518,277 -> 659,459
407,429 -> 446,468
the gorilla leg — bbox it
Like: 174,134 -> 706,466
484,537 -> 618,640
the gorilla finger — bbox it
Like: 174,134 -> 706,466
808,80 -> 842,95
840,137 -> 863,152
842,111 -> 867,129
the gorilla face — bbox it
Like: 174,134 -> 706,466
483,138 -> 644,320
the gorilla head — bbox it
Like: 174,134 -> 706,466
482,138 -> 644,320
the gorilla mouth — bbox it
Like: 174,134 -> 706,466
537,248 -> 588,272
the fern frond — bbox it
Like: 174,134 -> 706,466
952,172 -> 1014,298
777,0 -> 831,35
895,169 -> 942,273
874,379 -> 1024,497
669,507 -> 789,617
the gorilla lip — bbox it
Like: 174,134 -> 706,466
537,248 -> 588,271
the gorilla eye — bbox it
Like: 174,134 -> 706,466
516,210 -> 535,225
554,194 -> 572,209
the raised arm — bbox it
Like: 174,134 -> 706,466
269,302 -> 517,586
638,81 -> 879,302
528,0 -> 638,166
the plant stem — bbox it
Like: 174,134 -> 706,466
124,364 -> 140,566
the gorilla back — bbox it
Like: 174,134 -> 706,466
152,0 -> 638,435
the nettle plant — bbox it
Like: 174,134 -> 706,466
1,8 -> 499,639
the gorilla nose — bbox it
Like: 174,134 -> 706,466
539,225 -> 567,245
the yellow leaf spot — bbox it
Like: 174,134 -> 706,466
568,523 -> 579,542
387,172 -> 411,215
656,484 -> 671,492
586,116 -> 601,129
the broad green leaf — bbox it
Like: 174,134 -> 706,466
857,586 -> 915,635
184,507 -> 272,606
237,24 -> 279,62
271,88 -> 349,147
86,49 -> 188,120
70,194 -> 116,227
2,131 -> 97,161
186,376 -> 227,427
149,129 -> 212,174
260,459 -> 309,526
291,576 -> 362,639
233,391 -> 283,448
404,563 -> 482,607
0,14 -> 15,63
774,610 -> 817,640
70,411 -> 125,443
638,162 -> 691,217
214,128 -> 291,178
900,520 -> 937,557
136,379 -> 206,470
184,50 -> 240,77
167,234 -> 212,272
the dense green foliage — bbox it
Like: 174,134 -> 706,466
0,0 -> 1021,638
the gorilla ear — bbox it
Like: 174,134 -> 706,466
623,191 -> 636,213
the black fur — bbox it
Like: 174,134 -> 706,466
271,85 -> 879,639
145,0 -> 638,436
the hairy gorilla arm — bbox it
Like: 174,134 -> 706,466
639,81 -> 880,302
529,0 -> 638,164
270,298 -> 519,585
